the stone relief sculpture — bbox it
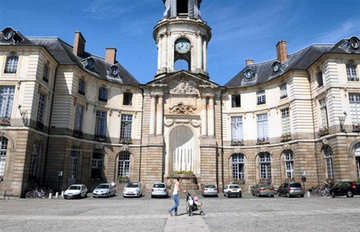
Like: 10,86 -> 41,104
169,102 -> 196,115
169,79 -> 199,95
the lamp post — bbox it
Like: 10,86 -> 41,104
338,111 -> 347,133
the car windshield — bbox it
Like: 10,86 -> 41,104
97,184 -> 109,189
68,186 -> 81,190
205,185 -> 216,188
126,183 -> 139,188
259,184 -> 270,187
290,183 -> 301,187
153,184 -> 165,188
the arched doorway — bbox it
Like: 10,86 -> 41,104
169,126 -> 196,173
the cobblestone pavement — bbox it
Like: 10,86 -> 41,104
1,192 -> 360,232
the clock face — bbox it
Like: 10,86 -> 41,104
175,39 -> 190,54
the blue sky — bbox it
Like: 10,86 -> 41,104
1,0 -> 360,85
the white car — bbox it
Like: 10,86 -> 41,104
151,182 -> 169,198
64,184 -> 88,199
223,184 -> 242,198
92,183 -> 116,198
123,182 -> 143,197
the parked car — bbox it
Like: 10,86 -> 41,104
151,182 -> 169,198
64,184 -> 88,199
202,184 -> 218,197
330,181 -> 360,198
123,182 -> 143,197
223,184 -> 242,198
278,182 -> 304,198
251,183 -> 275,197
92,183 -> 116,198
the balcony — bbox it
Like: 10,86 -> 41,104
94,134 -> 107,142
318,126 -> 329,137
280,133 -> 291,142
0,117 -> 10,126
119,138 -> 132,144
231,139 -> 244,146
256,137 -> 269,145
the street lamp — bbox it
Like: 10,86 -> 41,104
338,111 -> 347,133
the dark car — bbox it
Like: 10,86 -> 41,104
330,181 -> 360,198
278,182 -> 304,198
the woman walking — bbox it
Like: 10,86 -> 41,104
168,178 -> 186,216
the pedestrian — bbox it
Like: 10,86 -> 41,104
168,177 -> 186,216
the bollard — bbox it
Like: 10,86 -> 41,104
61,191 -> 64,197
49,192 -> 52,199
55,192 -> 59,198
307,191 -> 310,197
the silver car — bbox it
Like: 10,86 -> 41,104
202,184 -> 218,197
64,184 -> 88,199
151,182 -> 169,198
123,182 -> 143,197
278,182 -> 304,198
92,183 -> 116,198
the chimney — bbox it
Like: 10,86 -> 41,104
246,59 -> 254,66
105,48 -> 117,64
276,40 -> 287,62
73,31 -> 86,56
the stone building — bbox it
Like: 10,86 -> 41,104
0,0 -> 360,196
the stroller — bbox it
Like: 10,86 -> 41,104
186,192 -> 205,216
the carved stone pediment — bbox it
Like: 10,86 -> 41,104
169,102 -> 196,114
169,79 -> 199,95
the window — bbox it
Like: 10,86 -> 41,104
123,92 -> 133,106
231,116 -> 243,144
349,93 -> 360,127
257,113 -> 268,142
118,151 -> 130,177
283,150 -> 294,179
319,98 -> 328,128
74,104 -> 84,137
231,94 -> 241,107
0,86 -> 15,124
37,93 -> 46,127
281,108 -> 290,135
69,149 -> 79,179
43,64 -> 49,82
78,79 -> 85,95
259,152 -> 271,179
280,84 -> 287,99
95,110 -> 107,138
91,149 -> 103,179
0,137 -> 8,176
29,143 -> 39,179
324,145 -> 334,178
120,114 -> 132,142
347,64 -> 358,81
4,56 -> 18,73
98,87 -> 108,102
232,153 -> 244,179
316,71 -> 323,87
257,90 -> 266,105
355,143 -> 360,178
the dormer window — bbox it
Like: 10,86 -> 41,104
272,61 -> 281,73
3,28 -> 14,41
110,65 -> 119,76
83,57 -> 95,70
243,69 -> 254,79
350,37 -> 359,50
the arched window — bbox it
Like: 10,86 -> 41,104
91,149 -> 104,180
354,143 -> 360,178
324,145 -> 334,178
0,137 -> 9,176
69,148 -> 80,179
259,152 -> 271,179
29,142 -> 40,179
283,150 -> 294,179
232,153 -> 244,179
118,151 -> 130,177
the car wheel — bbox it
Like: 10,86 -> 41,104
278,192 -> 281,197
239,194 -> 242,198
85,193 -> 88,198
64,196 -> 68,199
301,195 -> 304,198
286,192 -> 291,198
347,191 -> 354,198
200,211 -> 205,216
331,192 -> 335,198
271,195 -> 274,197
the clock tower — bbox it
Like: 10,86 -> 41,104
153,0 -> 212,78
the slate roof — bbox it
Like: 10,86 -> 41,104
225,37 -> 360,88
0,27 -> 139,86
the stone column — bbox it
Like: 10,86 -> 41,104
156,95 -> 164,135
208,96 -> 214,137
161,34 -> 167,70
203,39 -> 207,72
201,96 -> 207,136
197,32 -> 202,71
157,36 -> 162,70
149,95 -> 156,135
